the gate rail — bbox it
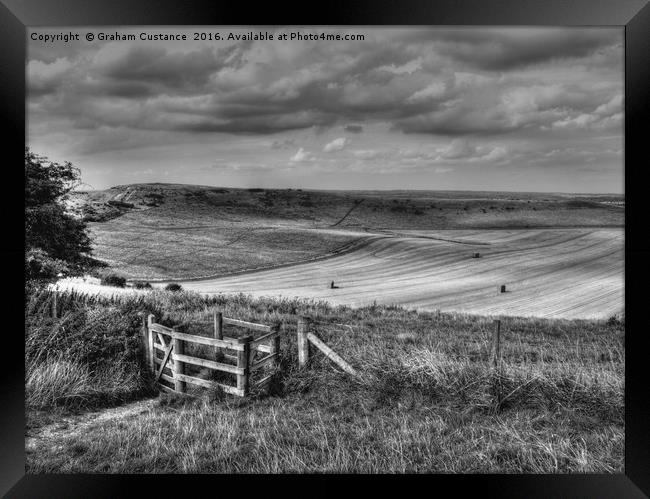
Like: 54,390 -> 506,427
143,313 -> 281,397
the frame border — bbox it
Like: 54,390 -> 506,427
3,1 -> 649,496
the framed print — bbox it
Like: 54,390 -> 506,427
3,0 -> 650,496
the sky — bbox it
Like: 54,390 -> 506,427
27,27 -> 624,193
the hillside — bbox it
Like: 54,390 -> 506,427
71,183 -> 624,280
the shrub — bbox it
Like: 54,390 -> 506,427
101,274 -> 127,287
133,281 -> 152,289
25,248 -> 70,281
165,283 -> 183,292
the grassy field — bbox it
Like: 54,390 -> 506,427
71,184 -> 624,280
25,287 -> 624,473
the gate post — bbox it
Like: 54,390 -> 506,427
147,314 -> 155,374
172,327 -> 186,393
214,311 -> 223,340
297,316 -> 310,367
237,336 -> 253,396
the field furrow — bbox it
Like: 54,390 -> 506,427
173,228 -> 623,319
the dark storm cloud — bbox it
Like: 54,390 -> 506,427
95,45 -> 229,89
27,27 -> 622,145
419,28 -> 620,71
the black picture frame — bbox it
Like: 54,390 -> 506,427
3,0 -> 649,496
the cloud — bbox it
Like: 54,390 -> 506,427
353,149 -> 383,160
441,139 -> 476,159
406,81 -> 447,103
27,57 -> 74,96
439,140 -> 508,163
27,26 -> 622,160
323,137 -> 350,153
424,28 -> 620,71
289,148 -> 314,162
344,124 -> 364,133
271,138 -> 296,149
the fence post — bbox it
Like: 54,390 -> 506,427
51,290 -> 58,319
297,316 -> 310,367
172,327 -> 186,394
214,311 -> 223,340
237,335 -> 253,396
492,319 -> 502,408
213,311 -> 223,361
270,323 -> 281,370
492,319 -> 501,370
147,314 -> 155,374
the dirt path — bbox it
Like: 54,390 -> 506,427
330,199 -> 364,227
25,398 -> 158,453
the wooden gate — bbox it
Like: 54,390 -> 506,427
143,313 -> 281,397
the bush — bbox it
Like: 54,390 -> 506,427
101,274 -> 127,287
133,281 -> 152,289
165,283 -> 182,292
25,248 -> 70,281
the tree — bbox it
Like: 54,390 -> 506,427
25,148 -> 93,281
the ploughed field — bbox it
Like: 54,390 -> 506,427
174,228 -> 623,320
71,184 -> 624,319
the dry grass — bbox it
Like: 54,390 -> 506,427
25,287 -> 624,473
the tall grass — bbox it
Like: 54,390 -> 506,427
25,286 -> 624,473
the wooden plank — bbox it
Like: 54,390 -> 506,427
255,373 -> 274,388
158,383 -> 177,394
251,353 -> 278,372
153,354 -> 174,367
155,342 -> 174,382
175,373 -> 243,396
156,332 -> 169,349
170,331 -> 244,351
153,342 -> 166,351
158,372 -> 175,384
306,332 -> 358,377
223,318 -> 271,333
150,323 -> 174,334
251,330 -> 279,347
173,353 -> 243,375
252,344 -> 272,354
